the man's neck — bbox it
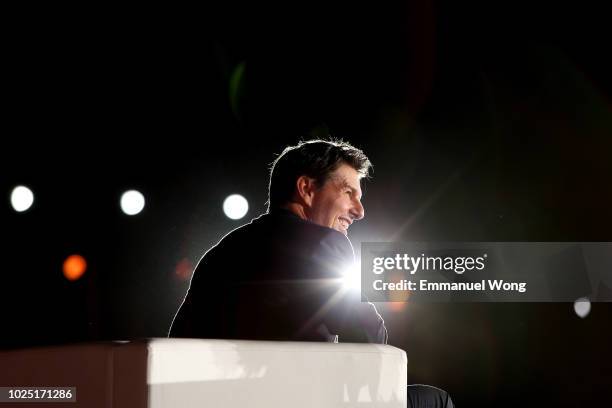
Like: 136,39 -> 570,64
280,202 -> 309,221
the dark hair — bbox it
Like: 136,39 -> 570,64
267,139 -> 372,210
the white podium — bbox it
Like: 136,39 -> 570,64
0,338 -> 407,407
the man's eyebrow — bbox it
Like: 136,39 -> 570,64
338,179 -> 352,190
339,179 -> 362,198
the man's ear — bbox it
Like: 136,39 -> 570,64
295,175 -> 317,207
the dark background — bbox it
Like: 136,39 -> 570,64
2,1 -> 611,406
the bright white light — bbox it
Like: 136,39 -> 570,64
10,185 -> 34,212
573,297 -> 591,318
223,194 -> 248,220
120,190 -> 146,216
342,262 -> 361,291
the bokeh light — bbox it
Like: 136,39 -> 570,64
10,185 -> 34,212
175,258 -> 194,281
223,194 -> 249,220
120,190 -> 146,216
63,254 -> 87,281
574,297 -> 591,318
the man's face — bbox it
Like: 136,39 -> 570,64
307,163 -> 365,236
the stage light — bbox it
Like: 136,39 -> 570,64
120,190 -> 145,215
573,297 -> 591,318
63,254 -> 87,281
223,194 -> 248,220
10,185 -> 34,212
342,263 -> 361,291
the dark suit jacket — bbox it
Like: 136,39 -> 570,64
169,209 -> 387,344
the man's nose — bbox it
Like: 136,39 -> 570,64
351,199 -> 365,221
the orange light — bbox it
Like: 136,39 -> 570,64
63,254 -> 87,281
388,301 -> 407,312
175,258 -> 193,281
388,271 -> 411,304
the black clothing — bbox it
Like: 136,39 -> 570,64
170,209 -> 387,344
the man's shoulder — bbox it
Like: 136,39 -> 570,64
212,211 -> 354,261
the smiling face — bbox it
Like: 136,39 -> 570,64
306,163 -> 365,235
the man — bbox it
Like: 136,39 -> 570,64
169,139 -> 453,407
170,139 -> 386,342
